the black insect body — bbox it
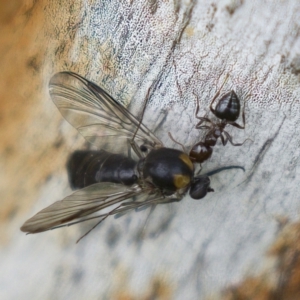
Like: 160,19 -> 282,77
68,148 -> 197,197
213,90 -> 241,122
190,89 -> 246,164
141,147 -> 198,196
67,150 -> 138,189
21,72 -> 214,238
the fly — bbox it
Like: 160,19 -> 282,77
20,72 -> 214,241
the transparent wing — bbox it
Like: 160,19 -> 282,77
49,72 -> 163,155
20,182 -> 166,233
21,183 -> 142,233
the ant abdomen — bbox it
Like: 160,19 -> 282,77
213,90 -> 240,122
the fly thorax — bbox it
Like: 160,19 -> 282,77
142,148 -> 194,194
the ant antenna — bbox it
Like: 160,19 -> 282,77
168,132 -> 187,153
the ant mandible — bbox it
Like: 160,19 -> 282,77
189,75 -> 246,164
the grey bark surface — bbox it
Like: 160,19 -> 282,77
1,1 -> 300,299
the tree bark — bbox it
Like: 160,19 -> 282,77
1,0 -> 300,299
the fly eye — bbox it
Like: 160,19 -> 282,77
140,145 -> 148,152
189,176 -> 214,200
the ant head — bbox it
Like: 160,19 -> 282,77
189,175 -> 214,200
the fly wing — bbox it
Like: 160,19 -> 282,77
20,183 -> 144,233
49,72 -> 163,155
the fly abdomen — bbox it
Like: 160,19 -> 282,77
67,150 -> 138,189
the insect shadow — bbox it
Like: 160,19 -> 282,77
67,150 -> 244,241
21,72 -> 217,243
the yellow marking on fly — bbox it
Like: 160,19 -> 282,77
179,153 -> 194,171
173,174 -> 191,189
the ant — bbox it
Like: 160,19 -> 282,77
189,75 -> 247,164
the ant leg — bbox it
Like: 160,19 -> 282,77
196,116 -> 214,127
223,131 -> 246,146
193,91 -> 202,120
229,104 -> 245,129
168,132 -> 187,153
210,73 -> 230,115
195,164 -> 203,175
198,125 -> 212,130
220,133 -> 228,146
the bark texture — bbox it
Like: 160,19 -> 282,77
1,0 -> 300,299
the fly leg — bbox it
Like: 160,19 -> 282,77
129,139 -> 145,159
76,203 -> 131,243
